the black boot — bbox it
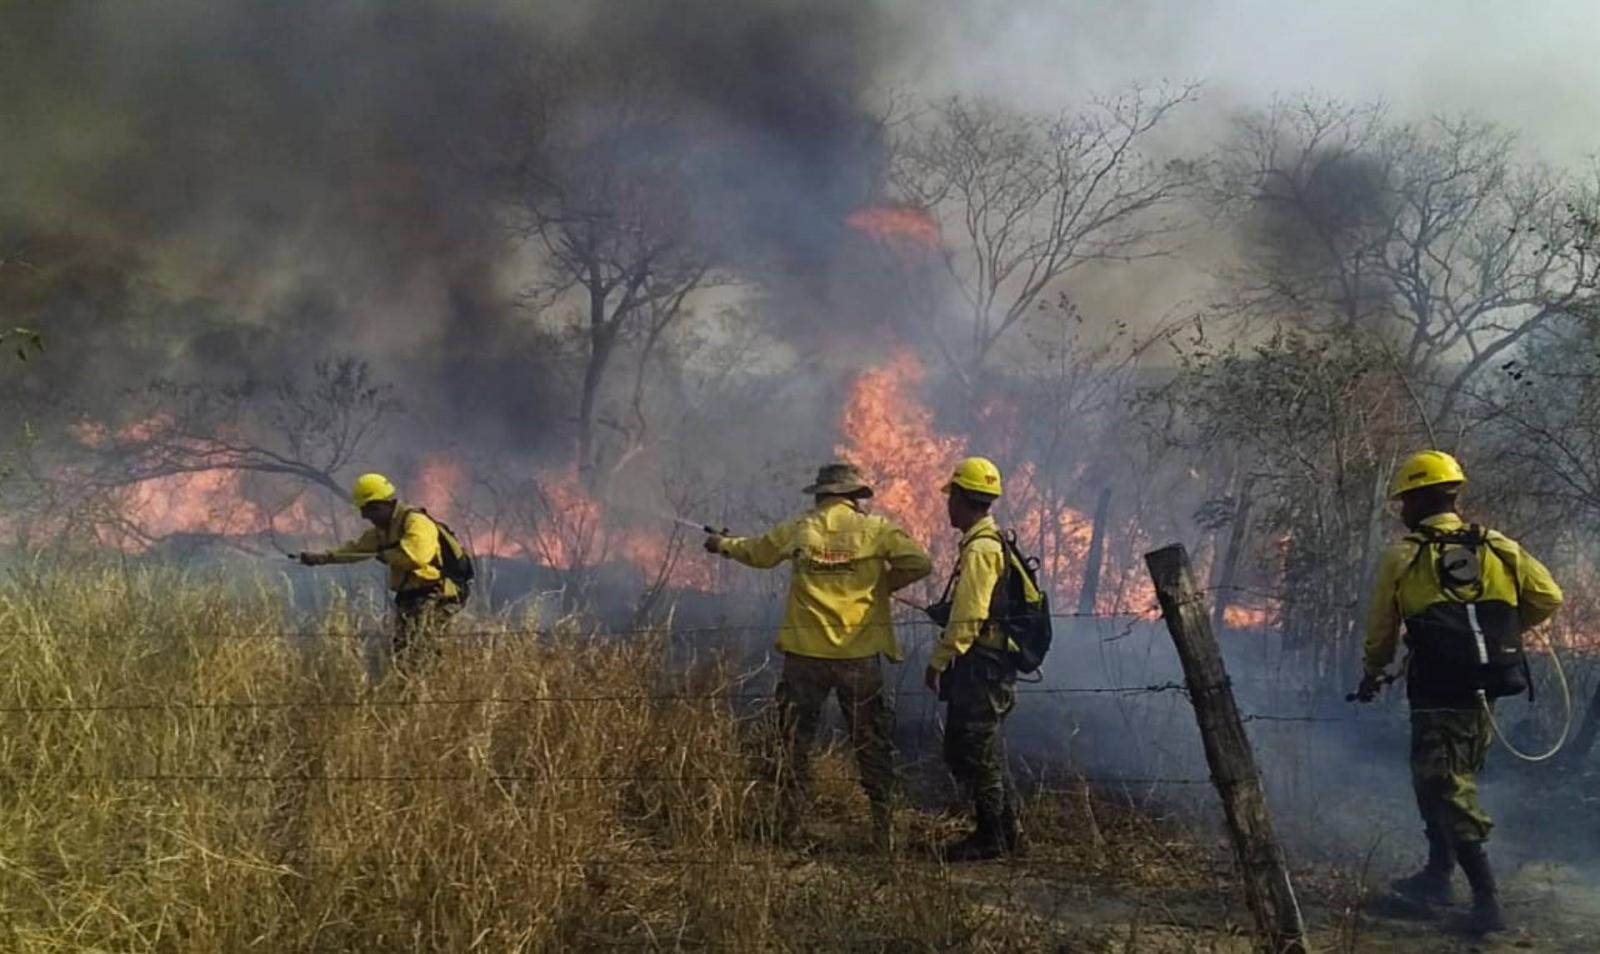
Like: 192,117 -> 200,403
1455,841 -> 1507,936
870,801 -> 894,855
940,810 -> 1004,862
1390,827 -> 1456,909
999,805 -> 1028,858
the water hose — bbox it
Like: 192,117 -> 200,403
1483,628 -> 1572,763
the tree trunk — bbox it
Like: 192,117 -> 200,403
1077,487 -> 1113,615
578,282 -> 618,486
1211,477 -> 1255,635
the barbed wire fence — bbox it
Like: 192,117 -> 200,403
14,589 -> 1578,932
0,606 -> 1393,796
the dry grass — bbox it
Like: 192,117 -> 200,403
0,567 -> 1248,952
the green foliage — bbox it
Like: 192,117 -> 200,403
1150,325 -> 1426,676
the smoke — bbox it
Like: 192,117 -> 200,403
0,0 -> 901,446
7,2 -> 1600,917
997,618 -> 1600,891
898,0 -> 1600,165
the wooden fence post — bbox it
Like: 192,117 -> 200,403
1145,543 -> 1308,954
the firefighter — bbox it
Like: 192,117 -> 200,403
1360,450 -> 1563,935
705,462 -> 932,850
299,473 -> 464,668
924,456 -> 1024,861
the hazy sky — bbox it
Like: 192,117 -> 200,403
899,0 -> 1600,165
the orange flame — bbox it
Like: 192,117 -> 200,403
527,464 -> 606,571
101,469 -> 313,550
837,350 -> 1154,615
840,351 -> 964,548
56,425 -> 718,591
1222,604 -> 1279,630
415,456 -> 466,514
526,464 -> 716,590
846,205 -> 942,249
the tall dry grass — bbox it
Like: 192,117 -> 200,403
0,567 -> 1120,952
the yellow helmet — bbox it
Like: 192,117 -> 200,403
1390,450 -> 1466,499
943,456 -> 1003,497
351,473 -> 398,509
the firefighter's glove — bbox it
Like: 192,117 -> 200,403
297,552 -> 327,567
703,533 -> 726,555
923,600 -> 951,628
1354,674 -> 1383,704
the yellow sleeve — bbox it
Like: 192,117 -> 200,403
322,528 -> 384,564
930,540 -> 1004,672
718,518 -> 797,570
877,521 -> 933,592
1508,541 -> 1563,630
390,512 -> 440,575
1361,541 -> 1411,678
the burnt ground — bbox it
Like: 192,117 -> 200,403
790,749 -> 1600,953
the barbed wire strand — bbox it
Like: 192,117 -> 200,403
0,682 -> 1201,715
19,772 -> 1218,787
0,608 -> 1164,642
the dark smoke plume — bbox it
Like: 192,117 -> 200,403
0,0 -> 899,445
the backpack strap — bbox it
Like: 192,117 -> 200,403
936,527 -> 1009,627
968,528 -> 1005,551
937,527 -> 1002,596
1399,523 -> 1483,597
1474,527 -> 1535,702
399,507 -> 449,573
375,506 -> 422,557
1399,522 -> 1528,617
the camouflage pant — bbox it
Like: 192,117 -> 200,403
392,588 -> 460,670
1411,706 -> 1494,845
942,649 -> 1018,826
774,654 -> 896,819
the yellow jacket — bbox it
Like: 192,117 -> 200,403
321,503 -> 460,599
1363,512 -> 1562,680
930,515 -> 1010,672
716,497 -> 932,660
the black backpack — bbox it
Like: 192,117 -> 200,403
928,528 -> 1054,674
1401,523 -> 1527,699
412,507 -> 475,600
987,529 -> 1054,674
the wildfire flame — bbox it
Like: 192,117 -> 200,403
1222,604 -> 1279,630
839,351 -> 963,548
414,456 -> 466,515
55,422 -> 718,591
55,365 -> 1600,649
835,349 -> 1154,615
846,205 -> 942,249
68,469 -> 313,552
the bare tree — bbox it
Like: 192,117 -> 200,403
1216,97 -> 1599,424
890,84 -> 1200,382
100,358 -> 393,494
509,76 -> 717,486
1467,324 -> 1600,539
999,297 -> 1168,610
59,358 -> 398,544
